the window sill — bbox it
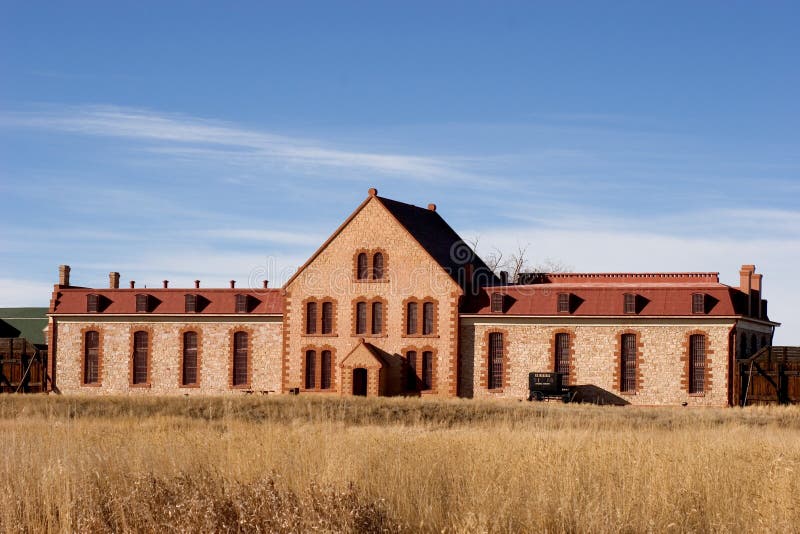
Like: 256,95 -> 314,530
688,392 -> 706,397
81,383 -> 103,388
301,333 -> 338,338
401,334 -> 440,339
130,383 -> 151,388
179,384 -> 201,389
353,334 -> 388,338
619,391 -> 637,396
487,388 -> 504,393
353,279 -> 390,284
301,388 -> 335,393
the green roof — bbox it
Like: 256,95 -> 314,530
0,308 -> 49,345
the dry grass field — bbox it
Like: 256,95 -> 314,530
1,396 -> 799,533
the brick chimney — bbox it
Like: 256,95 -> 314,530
194,280 -> 200,289
109,272 -> 120,289
230,280 -> 236,288
752,273 -> 763,318
739,265 -> 755,316
263,280 -> 269,289
58,265 -> 71,286
130,281 -> 135,289
163,280 -> 169,289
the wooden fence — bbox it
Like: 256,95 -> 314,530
735,346 -> 800,406
0,338 -> 47,393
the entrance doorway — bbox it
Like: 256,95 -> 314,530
352,368 -> 367,396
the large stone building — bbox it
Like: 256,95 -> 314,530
47,189 -> 778,405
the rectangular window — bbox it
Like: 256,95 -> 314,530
132,331 -> 148,384
371,301 -> 383,335
87,294 -> 99,313
620,333 -> 637,392
623,294 -> 636,314
421,351 -> 433,390
692,293 -> 705,314
182,331 -> 198,385
305,350 -> 316,389
356,302 -> 367,335
84,331 -> 99,384
321,302 -> 333,334
422,302 -> 434,335
488,332 -> 504,389
185,294 -> 197,313
236,294 -> 249,313
557,293 -> 570,313
554,333 -> 570,383
491,293 -> 504,313
306,301 -> 318,334
232,332 -> 248,386
135,294 -> 149,313
406,302 -> 418,335
406,350 -> 417,390
321,350 -> 332,389
689,334 -> 706,394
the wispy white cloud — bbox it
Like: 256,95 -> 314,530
0,105 -> 491,184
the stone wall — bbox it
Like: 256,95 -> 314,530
284,197 -> 461,397
460,317 -> 737,406
53,317 -> 283,394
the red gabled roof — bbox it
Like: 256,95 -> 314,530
50,288 -> 284,315
462,275 -> 766,319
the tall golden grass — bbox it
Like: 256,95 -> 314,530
1,395 -> 799,533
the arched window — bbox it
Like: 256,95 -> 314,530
306,301 -> 317,334
84,331 -> 99,384
305,350 -> 316,389
422,351 -> 433,390
357,253 -> 368,280
132,331 -> 149,385
372,252 -> 384,279
488,332 -> 504,389
406,302 -> 418,335
423,302 -> 434,335
554,333 -> 571,383
232,332 -> 248,386
321,302 -> 333,334
620,333 -> 636,392
371,301 -> 383,334
182,331 -> 198,386
689,334 -> 706,394
406,350 -> 417,390
321,350 -> 332,389
356,301 -> 367,335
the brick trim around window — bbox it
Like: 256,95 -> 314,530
128,325 -> 154,388
300,344 -> 337,392
301,296 -> 338,337
178,326 -> 203,388
351,297 -> 388,337
681,330 -> 714,396
79,325 -> 103,387
612,329 -> 644,395
548,329 -> 576,386
479,328 -> 510,392
229,326 -> 255,389
353,248 -> 390,282
401,296 -> 440,338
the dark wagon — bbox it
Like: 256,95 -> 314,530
528,372 -> 572,403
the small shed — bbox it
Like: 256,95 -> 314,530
735,346 -> 800,405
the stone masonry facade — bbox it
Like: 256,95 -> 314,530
48,190 -> 778,405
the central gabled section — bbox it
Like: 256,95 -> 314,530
282,188 -> 490,397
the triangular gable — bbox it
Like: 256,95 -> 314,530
284,189 -> 497,292
339,341 -> 386,369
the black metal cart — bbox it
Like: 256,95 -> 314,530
528,372 -> 572,403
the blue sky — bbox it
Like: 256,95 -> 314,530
1,1 -> 798,342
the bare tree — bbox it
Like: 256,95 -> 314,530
466,236 -> 571,283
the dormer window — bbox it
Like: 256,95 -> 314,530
623,293 -> 637,314
235,294 -> 249,313
135,294 -> 150,313
692,293 -> 705,314
87,294 -> 100,313
185,294 -> 198,313
491,292 -> 504,313
557,293 -> 570,314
